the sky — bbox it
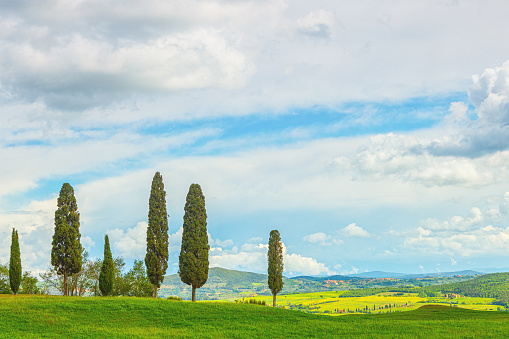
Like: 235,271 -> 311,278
2,0 -> 509,278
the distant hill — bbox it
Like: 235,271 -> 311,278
291,270 -> 482,280
290,274 -> 364,282
160,267 -> 323,300
158,267 -> 483,300
349,271 -> 406,279
398,270 -> 482,279
422,272 -> 509,304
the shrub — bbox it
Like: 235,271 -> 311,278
167,296 -> 182,301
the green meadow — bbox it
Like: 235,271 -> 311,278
1,295 -> 509,338
247,291 -> 501,315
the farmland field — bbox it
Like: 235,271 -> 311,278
1,295 -> 509,338
246,291 -> 502,315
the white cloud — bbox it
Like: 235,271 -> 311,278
450,258 -> 457,266
248,236 -> 263,243
107,222 -> 147,260
445,102 -> 471,127
297,10 -> 337,38
469,60 -> 509,125
285,253 -> 337,276
81,236 -> 95,251
354,132 -> 495,187
341,223 -> 371,238
303,232 -> 342,246
210,238 -> 234,248
406,213 -> 509,257
209,240 -> 335,276
421,207 -> 483,232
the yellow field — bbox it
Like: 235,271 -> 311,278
246,292 -> 500,315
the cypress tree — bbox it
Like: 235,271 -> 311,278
9,228 -> 21,295
267,229 -> 284,307
179,183 -> 209,302
99,235 -> 114,296
145,172 -> 169,298
51,183 -> 82,296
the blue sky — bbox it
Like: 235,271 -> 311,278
2,0 -> 509,277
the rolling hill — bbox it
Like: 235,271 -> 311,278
1,295 -> 509,338
160,267 -> 324,300
159,267 -> 481,300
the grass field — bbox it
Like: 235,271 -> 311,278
247,291 -> 501,315
1,295 -> 509,338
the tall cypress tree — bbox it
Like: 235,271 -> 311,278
9,228 -> 21,295
145,172 -> 169,298
51,183 -> 82,296
99,235 -> 114,296
267,229 -> 284,307
179,183 -> 209,302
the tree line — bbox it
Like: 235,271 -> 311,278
2,172 -> 285,306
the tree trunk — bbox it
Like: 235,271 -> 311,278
273,294 -> 277,307
192,285 -> 196,302
152,284 -> 157,298
64,273 -> 68,296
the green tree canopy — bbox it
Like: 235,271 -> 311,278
51,183 -> 83,296
20,272 -> 41,295
99,235 -> 114,296
145,172 -> 169,298
125,260 -> 153,297
9,228 -> 22,295
268,229 -> 284,307
179,183 -> 209,302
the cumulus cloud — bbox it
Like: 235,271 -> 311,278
341,223 -> 371,238
405,226 -> 509,257
210,238 -> 234,248
420,207 -> 483,232
405,193 -> 509,256
303,232 -> 342,246
0,198 -> 56,273
354,132 -> 495,187
469,60 -> 509,125
209,240 -> 336,276
81,236 -> 96,251
285,252 -> 337,276
0,0 -> 258,110
107,222 -> 147,260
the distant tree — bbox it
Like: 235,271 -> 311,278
179,183 -> 209,302
99,235 -> 114,296
145,172 -> 169,298
20,272 -> 41,294
9,228 -> 22,295
0,263 -> 11,294
51,183 -> 82,296
267,229 -> 284,307
125,260 -> 153,297
84,256 -> 125,297
41,250 -> 94,296
111,257 -> 128,296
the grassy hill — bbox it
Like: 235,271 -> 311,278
1,295 -> 509,338
159,267 -> 479,300
422,272 -> 509,304
160,267 -> 323,300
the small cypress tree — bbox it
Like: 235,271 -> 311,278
145,172 -> 169,298
99,235 -> 114,296
51,183 -> 82,296
179,183 -> 209,302
9,228 -> 22,295
267,229 -> 283,307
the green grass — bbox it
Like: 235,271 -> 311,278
1,295 -> 509,338
249,291 -> 502,315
